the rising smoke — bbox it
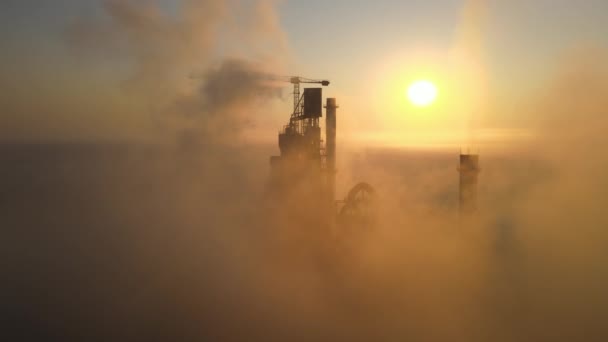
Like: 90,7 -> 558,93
65,0 -> 287,144
3,0 -> 608,341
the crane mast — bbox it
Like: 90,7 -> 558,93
274,76 -> 330,119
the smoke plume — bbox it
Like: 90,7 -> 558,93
3,1 -> 608,341
65,0 -> 287,144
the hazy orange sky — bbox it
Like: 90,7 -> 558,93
2,0 -> 608,147
4,4 -> 608,341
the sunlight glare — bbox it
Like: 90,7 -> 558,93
407,80 -> 438,107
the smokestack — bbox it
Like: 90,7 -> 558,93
325,98 -> 338,203
458,153 -> 480,215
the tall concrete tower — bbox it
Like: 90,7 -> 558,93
325,98 -> 338,203
458,153 -> 480,215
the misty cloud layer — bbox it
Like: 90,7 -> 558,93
2,0 -> 608,341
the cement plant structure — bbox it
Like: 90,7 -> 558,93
267,76 -> 479,226
267,77 -> 375,227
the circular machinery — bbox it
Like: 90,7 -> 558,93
337,182 -> 377,228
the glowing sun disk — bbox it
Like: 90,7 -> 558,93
407,80 -> 438,107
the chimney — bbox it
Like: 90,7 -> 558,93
325,98 -> 338,203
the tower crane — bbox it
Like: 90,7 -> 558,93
190,71 -> 329,131
189,72 -> 329,118
270,76 -> 330,119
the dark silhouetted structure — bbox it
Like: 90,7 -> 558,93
268,77 -> 332,205
458,153 -> 480,215
325,98 -> 338,203
267,76 -> 376,230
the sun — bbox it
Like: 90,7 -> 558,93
407,80 -> 438,107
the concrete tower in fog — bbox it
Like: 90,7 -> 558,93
458,153 -> 480,215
